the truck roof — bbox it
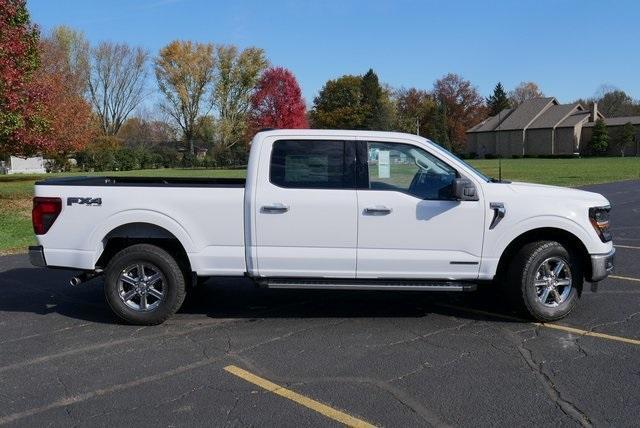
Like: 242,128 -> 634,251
254,129 -> 431,142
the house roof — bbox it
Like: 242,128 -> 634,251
583,116 -> 640,127
528,103 -> 583,129
467,108 -> 514,133
497,97 -> 557,130
557,111 -> 591,128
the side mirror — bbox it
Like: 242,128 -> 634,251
453,177 -> 478,201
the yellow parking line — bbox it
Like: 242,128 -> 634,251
615,244 -> 640,250
224,365 -> 375,428
437,304 -> 640,346
539,323 -> 640,346
610,275 -> 640,283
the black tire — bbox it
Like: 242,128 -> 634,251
507,240 -> 582,322
104,244 -> 186,325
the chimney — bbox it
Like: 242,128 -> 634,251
591,102 -> 598,121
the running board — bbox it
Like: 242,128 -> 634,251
258,278 -> 477,292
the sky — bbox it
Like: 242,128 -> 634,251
28,0 -> 640,109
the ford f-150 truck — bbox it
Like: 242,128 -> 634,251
29,130 -> 615,325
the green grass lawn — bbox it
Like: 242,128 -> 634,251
0,158 -> 638,254
469,157 -> 640,187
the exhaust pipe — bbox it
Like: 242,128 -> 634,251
69,270 -> 102,287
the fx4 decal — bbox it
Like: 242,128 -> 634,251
67,197 -> 102,206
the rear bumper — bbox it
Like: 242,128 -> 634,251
589,248 -> 615,282
29,245 -> 47,267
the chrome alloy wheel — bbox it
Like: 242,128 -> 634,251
533,257 -> 572,307
117,262 -> 165,311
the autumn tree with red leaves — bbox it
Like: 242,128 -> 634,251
0,3 -> 94,158
0,0 -> 49,156
249,67 -> 308,135
433,73 -> 486,152
37,27 -> 95,158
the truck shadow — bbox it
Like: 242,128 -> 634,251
0,267 -> 526,325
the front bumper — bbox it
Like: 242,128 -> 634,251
29,245 -> 47,267
589,248 -> 615,282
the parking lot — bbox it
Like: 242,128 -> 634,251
0,180 -> 638,427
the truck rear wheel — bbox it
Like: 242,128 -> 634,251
507,240 -> 582,322
104,244 -> 186,325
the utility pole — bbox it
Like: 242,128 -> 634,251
416,117 -> 420,136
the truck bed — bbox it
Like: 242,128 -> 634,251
35,176 -> 246,188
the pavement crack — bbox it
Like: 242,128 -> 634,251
386,360 -> 433,382
509,326 -> 593,427
377,320 -> 475,350
588,312 -> 640,333
53,373 -> 78,426
223,396 -> 240,425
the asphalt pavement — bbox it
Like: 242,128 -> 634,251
0,180 -> 639,427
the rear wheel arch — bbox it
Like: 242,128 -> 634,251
96,222 -> 192,275
495,227 -> 591,284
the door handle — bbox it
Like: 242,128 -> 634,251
261,203 -> 289,213
363,206 -> 392,215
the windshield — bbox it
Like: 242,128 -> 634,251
427,141 -> 492,182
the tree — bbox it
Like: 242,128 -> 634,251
509,81 -> 544,107
45,25 -> 89,96
36,29 -> 95,158
248,67 -> 308,134
486,82 -> 510,116
118,116 -> 178,147
360,68 -> 387,130
598,89 -> 636,117
433,73 -> 486,152
430,101 -> 451,149
212,45 -> 268,150
155,40 -> 215,154
589,119 -> 609,155
310,75 -> 367,129
393,87 -> 436,136
0,0 -> 49,156
614,122 -> 636,157
88,41 -> 148,136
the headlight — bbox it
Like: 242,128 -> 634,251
589,206 -> 612,242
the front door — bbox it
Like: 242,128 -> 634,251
255,139 -> 358,278
356,140 -> 485,280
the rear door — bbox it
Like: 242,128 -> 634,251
254,139 -> 358,278
356,139 -> 485,279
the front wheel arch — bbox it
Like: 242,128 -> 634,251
495,227 -> 591,287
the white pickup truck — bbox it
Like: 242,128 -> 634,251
30,130 -> 615,325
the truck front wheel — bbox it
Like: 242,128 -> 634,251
508,240 -> 582,322
104,244 -> 186,325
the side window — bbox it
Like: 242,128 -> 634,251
366,142 -> 457,200
270,140 -> 353,189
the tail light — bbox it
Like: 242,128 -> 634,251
32,197 -> 62,235
589,206 -> 612,242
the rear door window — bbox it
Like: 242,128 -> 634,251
270,140 -> 354,189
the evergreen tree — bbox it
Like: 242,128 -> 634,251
486,82 -> 510,116
615,122 -> 635,157
589,119 -> 609,155
429,101 -> 451,151
361,68 -> 383,130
